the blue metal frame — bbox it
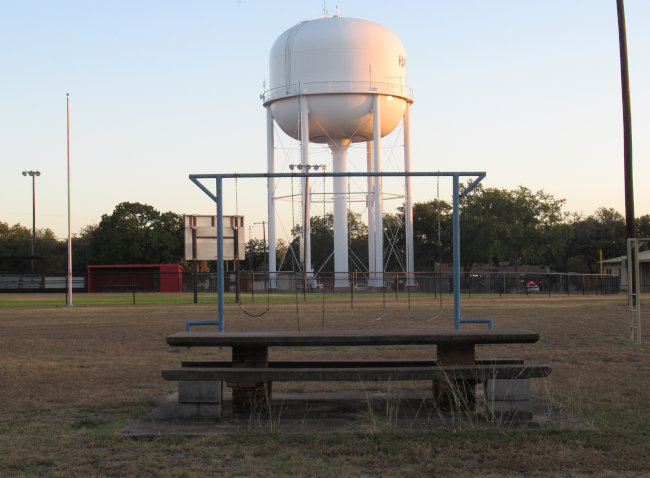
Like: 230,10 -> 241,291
188,171 -> 491,332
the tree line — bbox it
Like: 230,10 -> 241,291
2,186 -> 649,276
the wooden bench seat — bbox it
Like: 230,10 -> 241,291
163,363 -> 551,383
180,358 -> 526,369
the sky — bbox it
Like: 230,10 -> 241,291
1,0 -> 649,241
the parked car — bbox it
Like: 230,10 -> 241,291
526,281 -> 539,292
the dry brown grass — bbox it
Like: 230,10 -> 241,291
0,294 -> 648,477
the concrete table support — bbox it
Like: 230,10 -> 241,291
229,345 -> 271,413
435,343 -> 477,408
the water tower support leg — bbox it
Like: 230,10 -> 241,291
403,103 -> 415,287
372,94 -> 383,289
266,108 -> 277,289
453,174 -> 461,330
332,139 -> 350,289
217,177 -> 225,331
366,141 -> 375,283
300,96 -> 313,282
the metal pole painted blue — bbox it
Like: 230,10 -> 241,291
453,174 -> 461,330
216,177 -> 225,332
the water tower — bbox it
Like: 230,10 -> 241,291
262,15 -> 415,289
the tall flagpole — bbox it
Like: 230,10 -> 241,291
66,93 -> 73,307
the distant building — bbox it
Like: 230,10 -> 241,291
602,250 -> 650,292
87,264 -> 183,293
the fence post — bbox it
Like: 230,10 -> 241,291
193,260 -> 198,304
525,275 -> 528,296
350,273 -> 354,315
498,272 -> 502,297
395,271 -> 399,300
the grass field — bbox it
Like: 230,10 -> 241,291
0,293 -> 648,477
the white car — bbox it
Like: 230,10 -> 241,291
526,281 -> 539,292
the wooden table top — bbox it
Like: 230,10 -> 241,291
167,329 -> 540,348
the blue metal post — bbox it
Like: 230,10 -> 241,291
216,177 -> 225,332
452,174 -> 461,330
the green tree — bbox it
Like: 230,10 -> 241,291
88,202 -> 183,264
0,222 -> 31,256
244,238 -> 268,271
382,212 -> 406,272
71,225 -> 97,275
412,200 -> 453,271
636,214 -> 650,246
0,222 -> 65,273
287,210 -> 368,273
459,186 -> 571,271
0,222 -> 33,272
565,207 -> 626,273
364,201 -> 452,273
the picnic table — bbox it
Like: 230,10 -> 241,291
163,328 -> 550,416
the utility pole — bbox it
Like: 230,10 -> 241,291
22,170 -> 40,273
616,0 -> 641,343
617,0 -> 635,241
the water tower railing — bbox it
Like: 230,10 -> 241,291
262,81 -> 414,104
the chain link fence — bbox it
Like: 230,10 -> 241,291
183,270 -> 620,297
1,270 -> 620,297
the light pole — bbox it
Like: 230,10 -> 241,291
22,170 -> 40,273
66,92 -> 73,307
289,163 -> 326,295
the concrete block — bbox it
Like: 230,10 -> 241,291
179,381 -> 222,404
176,402 -> 222,420
485,378 -> 530,401
487,398 -> 532,414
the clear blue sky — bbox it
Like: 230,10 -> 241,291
1,0 -> 648,240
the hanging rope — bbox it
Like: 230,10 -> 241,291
234,176 -> 271,318
322,171 -> 327,329
370,285 -> 387,322
290,171 -> 301,331
427,173 -> 444,322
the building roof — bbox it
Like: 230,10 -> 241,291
602,249 -> 650,264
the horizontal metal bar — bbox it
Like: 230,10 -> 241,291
189,171 -> 486,180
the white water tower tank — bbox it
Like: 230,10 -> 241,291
264,16 -> 413,141
263,15 -> 415,290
